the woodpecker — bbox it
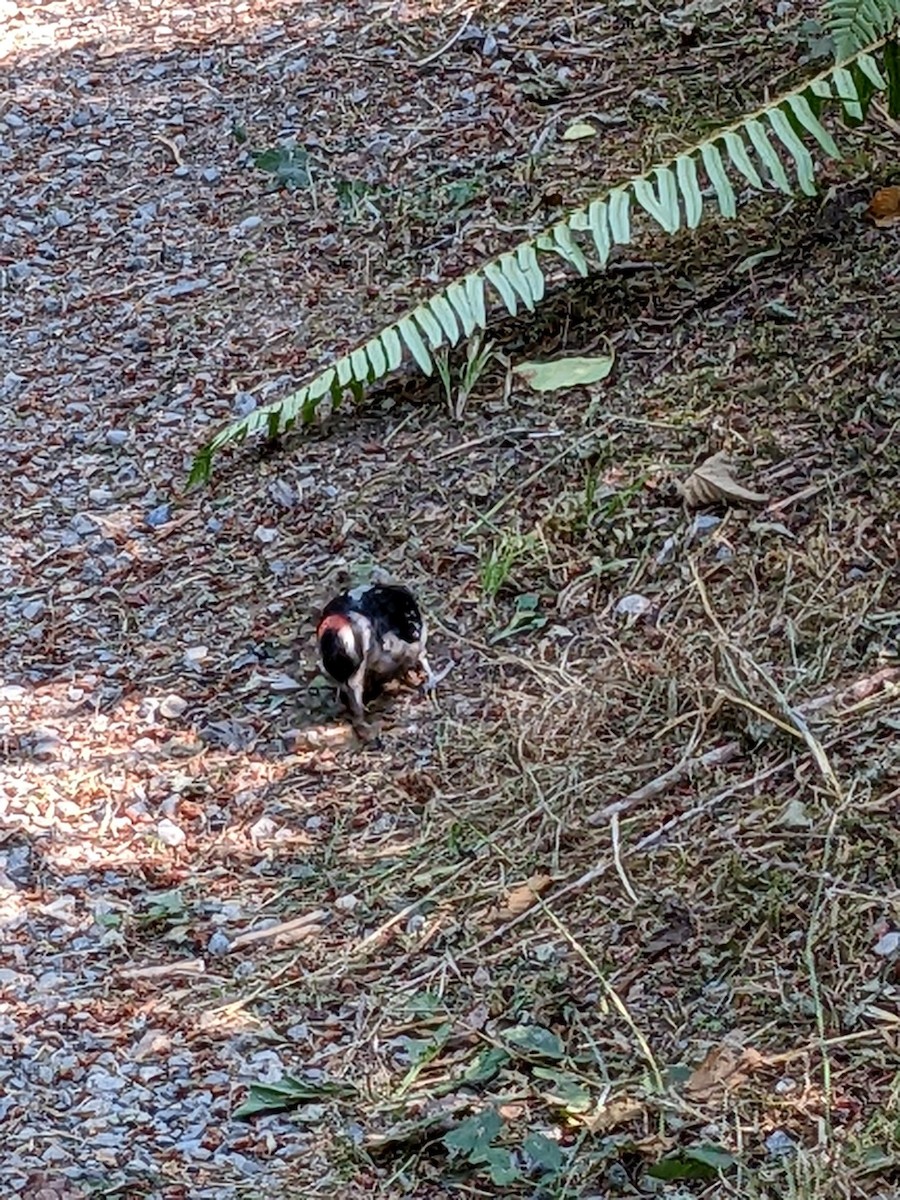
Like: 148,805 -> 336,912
316,582 -> 450,734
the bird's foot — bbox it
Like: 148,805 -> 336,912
352,717 -> 381,743
420,661 -> 454,693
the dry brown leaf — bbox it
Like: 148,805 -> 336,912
229,910 -> 329,950
132,1029 -> 173,1061
681,451 -> 768,509
119,958 -> 206,981
685,1042 -> 755,1100
490,873 -> 553,922
581,1096 -> 645,1132
866,185 -> 900,228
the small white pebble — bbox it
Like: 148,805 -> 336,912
159,694 -> 187,719
249,816 -> 277,842
873,930 -> 900,958
156,818 -> 186,847
615,593 -> 652,616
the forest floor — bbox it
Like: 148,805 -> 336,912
2,0 -> 899,1196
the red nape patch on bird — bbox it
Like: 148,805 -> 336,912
317,612 -> 351,638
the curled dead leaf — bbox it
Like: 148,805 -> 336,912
684,1042 -> 762,1100
680,451 -> 768,509
866,186 -> 900,228
491,873 -> 553,923
582,1096 -> 645,1132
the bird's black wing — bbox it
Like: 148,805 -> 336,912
359,585 -> 423,645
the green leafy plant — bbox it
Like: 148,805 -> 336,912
436,331 -> 495,419
488,593 -> 548,644
442,1108 -> 565,1186
253,144 -> 311,191
190,8 -> 900,483
830,0 -> 899,57
443,1109 -> 518,1185
479,531 -> 536,600
647,1144 -> 737,1181
234,1074 -> 358,1119
139,889 -> 185,924
335,178 -> 381,220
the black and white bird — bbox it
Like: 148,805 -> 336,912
316,582 -> 449,734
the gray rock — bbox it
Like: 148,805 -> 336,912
765,1129 -> 797,1157
176,1139 -> 212,1158
207,931 -> 231,956
157,277 -> 210,300
146,503 -> 171,527
88,1075 -> 127,1094
159,694 -> 187,719
71,513 -> 99,536
231,391 -> 257,417
2,371 -> 27,398
268,479 -> 295,507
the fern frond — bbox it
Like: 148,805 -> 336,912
365,337 -> 387,379
608,189 -> 632,243
349,346 -> 370,383
588,200 -> 611,263
501,251 -> 537,312
699,142 -> 737,217
413,303 -> 444,350
676,155 -> 703,228
483,261 -> 519,317
189,37 -> 899,485
825,0 -> 900,60
539,224 -> 590,277
429,294 -> 462,345
633,167 -> 681,233
381,325 -> 403,371
397,316 -> 433,375
518,244 -> 545,304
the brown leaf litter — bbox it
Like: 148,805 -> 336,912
2,0 -> 900,1196
679,450 -> 769,509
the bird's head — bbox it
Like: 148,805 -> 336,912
317,611 -> 367,683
